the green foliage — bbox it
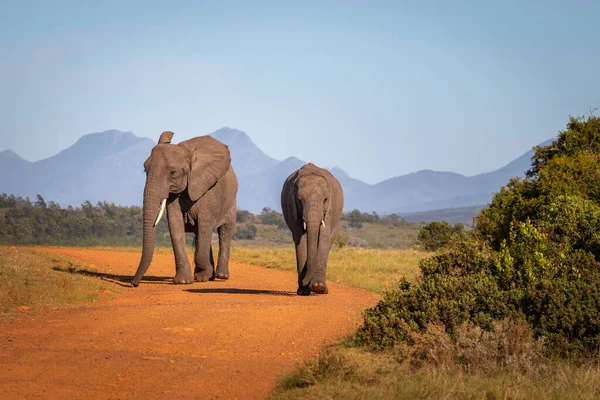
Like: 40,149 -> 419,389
333,232 -> 348,249
342,209 -> 396,228
259,207 -> 287,229
234,223 -> 258,240
0,195 -> 423,249
236,209 -> 254,224
0,194 -> 170,246
356,114 -> 600,358
417,221 -> 466,251
345,209 -> 363,228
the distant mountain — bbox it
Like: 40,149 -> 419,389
0,128 -> 553,222
210,127 -> 278,175
0,130 -> 154,206
0,149 -> 32,196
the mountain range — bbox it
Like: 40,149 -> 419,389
0,128 -> 551,221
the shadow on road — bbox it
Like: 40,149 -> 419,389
184,288 -> 296,296
52,266 -> 171,287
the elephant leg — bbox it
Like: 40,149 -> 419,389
167,199 -> 193,284
194,224 -> 215,282
215,212 -> 235,280
293,229 -> 310,296
310,230 -> 332,294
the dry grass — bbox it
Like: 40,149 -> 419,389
232,221 -> 423,249
0,246 -> 114,313
230,247 -> 428,293
339,221 -> 423,249
69,244 -> 428,294
405,320 -> 549,374
271,344 -> 600,400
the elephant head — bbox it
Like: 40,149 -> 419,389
131,131 -> 231,287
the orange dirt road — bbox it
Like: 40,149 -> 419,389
0,247 -> 379,399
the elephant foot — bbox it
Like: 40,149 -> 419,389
173,272 -> 194,285
215,265 -> 229,280
297,285 -> 311,296
216,271 -> 229,280
194,271 -> 215,282
310,281 -> 329,294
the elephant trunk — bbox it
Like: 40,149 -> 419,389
304,203 -> 322,287
132,180 -> 165,287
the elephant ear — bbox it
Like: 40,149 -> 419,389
158,131 -> 174,144
287,170 -> 303,222
179,136 -> 231,201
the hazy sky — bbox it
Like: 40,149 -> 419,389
1,1 -> 599,184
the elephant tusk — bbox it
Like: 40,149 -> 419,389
303,221 -> 307,231
321,220 -> 325,228
154,198 -> 167,227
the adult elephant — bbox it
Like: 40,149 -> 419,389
131,131 -> 237,287
281,163 -> 344,295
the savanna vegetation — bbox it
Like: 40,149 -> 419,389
0,198 -> 423,249
416,220 -> 467,250
231,247 -> 427,294
3,115 -> 600,397
272,114 -> 600,399
0,246 -> 115,314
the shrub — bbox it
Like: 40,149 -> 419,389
417,221 -> 466,251
234,223 -> 257,240
405,319 -> 548,373
334,232 -> 349,249
356,115 -> 600,359
259,207 -> 287,229
236,209 -> 253,224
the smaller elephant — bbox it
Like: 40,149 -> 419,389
281,163 -> 344,295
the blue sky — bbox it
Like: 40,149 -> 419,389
1,1 -> 599,184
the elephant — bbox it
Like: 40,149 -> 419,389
131,131 -> 238,287
281,163 -> 344,295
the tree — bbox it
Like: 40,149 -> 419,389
34,194 -> 47,209
417,221 -> 465,251
234,223 -> 257,240
236,209 -> 253,224
259,207 -> 287,229
346,209 -> 363,228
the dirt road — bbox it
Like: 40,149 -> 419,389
0,248 -> 379,399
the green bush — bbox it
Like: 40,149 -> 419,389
234,223 -> 257,240
236,209 -> 254,224
417,221 -> 466,251
334,232 -> 349,249
356,115 -> 600,358
259,207 -> 287,229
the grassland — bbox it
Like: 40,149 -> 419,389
270,345 -> 600,399
232,245 -> 600,400
233,221 -> 423,249
231,247 -> 427,293
0,246 -> 115,314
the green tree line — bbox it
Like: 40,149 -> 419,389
0,194 -> 170,246
0,196 -> 413,246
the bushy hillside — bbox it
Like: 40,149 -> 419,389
358,115 -> 600,358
